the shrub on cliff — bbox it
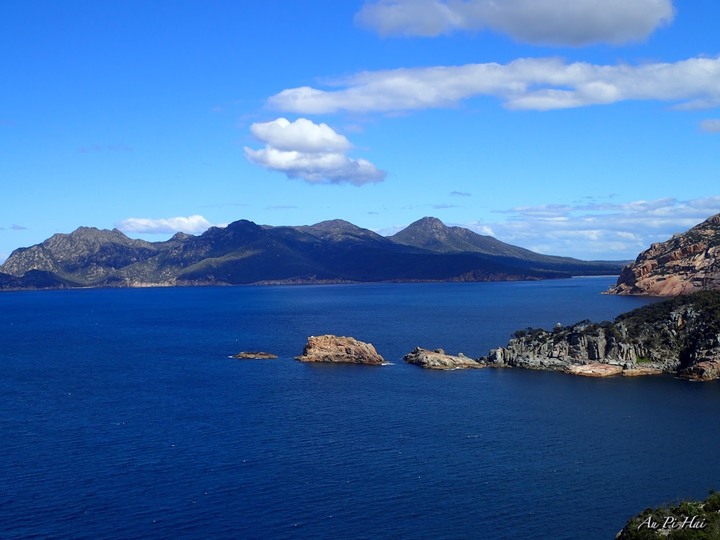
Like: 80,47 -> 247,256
617,490 -> 720,539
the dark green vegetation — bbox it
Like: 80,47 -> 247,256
617,491 -> 720,539
0,217 -> 624,290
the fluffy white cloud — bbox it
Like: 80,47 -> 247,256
116,215 -> 213,235
249,117 -> 351,153
356,0 -> 674,45
470,196 -> 720,260
268,56 -> 720,114
244,118 -> 385,185
701,119 -> 720,133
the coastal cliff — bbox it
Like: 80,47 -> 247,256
483,291 -> 720,380
608,213 -> 720,296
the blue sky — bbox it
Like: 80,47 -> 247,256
2,0 -> 719,262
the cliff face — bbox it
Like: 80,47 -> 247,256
483,291 -> 720,380
608,214 -> 720,296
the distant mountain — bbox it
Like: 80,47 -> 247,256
390,217 -> 530,256
0,217 -> 625,290
390,216 -> 623,275
608,213 -> 720,296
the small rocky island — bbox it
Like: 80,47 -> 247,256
404,347 -> 484,370
231,351 -> 278,360
483,291 -> 720,380
295,335 -> 385,365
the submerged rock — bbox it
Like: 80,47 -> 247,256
295,335 -> 385,365
404,347 -> 484,370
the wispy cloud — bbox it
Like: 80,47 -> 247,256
115,215 -> 213,235
469,196 -> 720,259
244,117 -> 386,185
356,0 -> 674,45
268,56 -> 720,114
700,119 -> 720,133
450,191 -> 471,197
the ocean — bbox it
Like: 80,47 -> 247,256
2,277 -> 719,539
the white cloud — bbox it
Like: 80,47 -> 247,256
700,119 -> 720,133
268,56 -> 720,114
244,118 -> 385,185
469,196 -> 720,260
356,0 -> 674,45
116,215 -> 213,235
249,117 -> 351,153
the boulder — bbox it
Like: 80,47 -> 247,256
678,359 -> 720,380
295,335 -> 385,365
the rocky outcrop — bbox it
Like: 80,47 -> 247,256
295,335 -> 385,365
232,351 -> 278,360
608,213 -> 720,296
484,321 -> 651,374
483,291 -> 720,380
679,360 -> 720,380
566,363 -> 624,377
403,347 -> 484,370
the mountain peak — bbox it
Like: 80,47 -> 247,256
297,219 -> 387,244
389,217 -> 476,253
309,219 -> 363,232
407,216 -> 448,232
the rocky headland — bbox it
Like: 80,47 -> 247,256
608,213 -> 720,296
483,291 -> 720,380
403,347 -> 484,370
295,335 -> 385,365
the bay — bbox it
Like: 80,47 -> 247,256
2,277 -> 719,539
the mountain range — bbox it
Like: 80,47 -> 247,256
0,216 -> 624,290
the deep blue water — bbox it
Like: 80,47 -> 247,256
2,277 -> 719,539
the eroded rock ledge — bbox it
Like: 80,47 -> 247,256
404,347 -> 484,370
295,335 -> 385,365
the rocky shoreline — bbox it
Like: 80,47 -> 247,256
239,291 -> 720,381
480,290 -> 720,381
